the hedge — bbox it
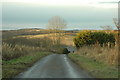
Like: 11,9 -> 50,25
73,31 -> 115,48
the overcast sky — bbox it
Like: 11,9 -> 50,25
1,0 -> 119,30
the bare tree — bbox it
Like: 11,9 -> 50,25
100,25 -> 113,30
113,18 -> 120,30
47,16 -> 67,45
113,18 -> 120,65
113,18 -> 120,41
47,16 -> 67,30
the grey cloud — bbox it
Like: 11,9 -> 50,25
98,1 -> 118,4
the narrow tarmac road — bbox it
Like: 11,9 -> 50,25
16,54 -> 92,78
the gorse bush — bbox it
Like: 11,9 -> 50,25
73,31 -> 93,47
73,31 -> 115,48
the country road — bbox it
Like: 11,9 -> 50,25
16,54 -> 92,78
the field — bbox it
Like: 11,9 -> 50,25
2,29 -> 77,78
2,29 -> 119,78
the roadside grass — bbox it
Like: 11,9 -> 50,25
75,45 -> 118,66
68,53 -> 118,78
2,52 -> 52,78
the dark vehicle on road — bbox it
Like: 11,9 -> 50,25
62,48 -> 70,54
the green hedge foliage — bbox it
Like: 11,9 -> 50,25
73,31 -> 115,48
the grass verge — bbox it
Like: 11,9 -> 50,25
68,53 -> 118,78
2,52 -> 52,78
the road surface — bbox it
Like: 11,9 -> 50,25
16,54 -> 92,78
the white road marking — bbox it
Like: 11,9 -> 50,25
64,55 -> 81,78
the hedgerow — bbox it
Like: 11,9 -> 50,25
73,31 -> 115,48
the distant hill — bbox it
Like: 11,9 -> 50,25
2,28 -> 79,39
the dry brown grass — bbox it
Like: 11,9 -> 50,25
76,45 -> 118,66
15,33 -> 75,46
15,33 -> 52,39
2,42 -> 45,60
61,35 -> 75,46
2,32 -> 74,60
